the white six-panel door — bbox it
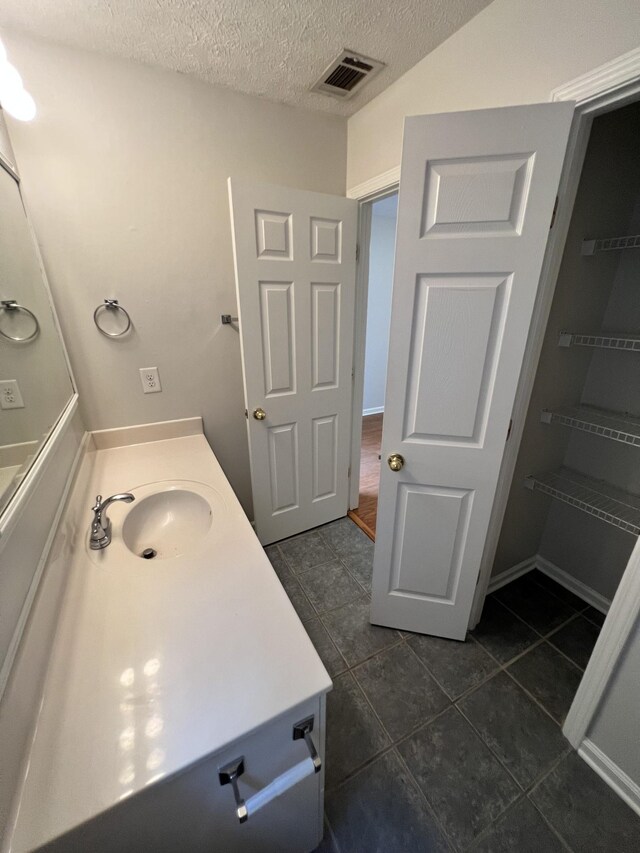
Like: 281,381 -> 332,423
229,179 -> 357,545
371,103 -> 574,640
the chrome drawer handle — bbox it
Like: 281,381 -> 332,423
218,715 -> 321,823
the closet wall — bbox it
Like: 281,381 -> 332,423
492,102 -> 640,601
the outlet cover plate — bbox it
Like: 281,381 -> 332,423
0,379 -> 25,409
139,367 -> 162,394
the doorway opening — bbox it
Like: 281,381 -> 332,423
473,98 -> 640,738
349,192 -> 398,540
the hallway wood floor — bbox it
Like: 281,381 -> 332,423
349,413 -> 383,540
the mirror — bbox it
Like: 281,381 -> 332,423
0,161 -> 74,513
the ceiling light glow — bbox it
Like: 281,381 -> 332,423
0,47 -> 37,122
0,61 -> 22,96
1,87 -> 36,122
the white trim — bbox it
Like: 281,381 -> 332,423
564,536 -> 640,748
487,554 -> 612,612
349,200 -> 372,509
579,738 -> 640,818
487,555 -> 537,593
347,166 -> 401,201
552,47 -> 640,105
0,152 -> 19,182
0,394 -> 79,547
363,406 -> 384,417
471,51 -> 640,634
0,420 -> 89,700
349,182 -> 399,509
536,556 -> 611,614
469,108 -> 590,628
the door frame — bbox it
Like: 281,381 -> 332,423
347,181 -> 399,511
463,47 -> 640,751
345,46 -> 640,754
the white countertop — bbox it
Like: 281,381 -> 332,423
7,428 -> 331,852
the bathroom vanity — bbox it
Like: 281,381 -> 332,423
5,419 -> 331,853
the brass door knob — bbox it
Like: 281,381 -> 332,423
253,407 -> 267,420
387,453 -> 404,471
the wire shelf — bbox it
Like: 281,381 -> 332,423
582,234 -> 640,255
541,405 -> 640,447
524,468 -> 640,536
558,331 -> 640,352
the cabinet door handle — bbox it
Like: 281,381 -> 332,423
218,715 -> 321,823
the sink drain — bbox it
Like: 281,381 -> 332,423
141,548 -> 157,560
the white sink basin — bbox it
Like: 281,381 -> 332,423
86,479 -> 226,564
123,488 -> 212,559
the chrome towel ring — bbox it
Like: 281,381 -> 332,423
93,299 -> 132,338
0,300 -> 40,342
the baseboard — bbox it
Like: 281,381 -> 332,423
487,556 -> 537,593
362,406 -> 384,417
579,739 -> 640,818
487,554 -> 611,614
536,556 -> 610,614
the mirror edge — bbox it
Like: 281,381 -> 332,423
0,124 -> 79,518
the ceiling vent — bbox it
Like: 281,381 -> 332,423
311,50 -> 384,100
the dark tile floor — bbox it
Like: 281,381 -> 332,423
265,518 -> 640,853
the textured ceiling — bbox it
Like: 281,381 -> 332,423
0,0 -> 492,116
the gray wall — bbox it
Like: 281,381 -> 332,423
363,195 -> 396,414
4,33 -> 348,517
493,103 -> 640,585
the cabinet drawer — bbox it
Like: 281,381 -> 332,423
39,694 -> 326,853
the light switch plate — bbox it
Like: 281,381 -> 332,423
139,367 -> 162,394
0,379 -> 25,409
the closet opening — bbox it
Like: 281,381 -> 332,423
349,191 -> 398,540
473,99 -> 640,726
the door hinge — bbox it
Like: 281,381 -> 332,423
506,418 -> 513,441
348,465 -> 351,478
351,367 -> 355,380
244,408 -> 248,419
356,244 -> 360,262
550,195 -> 559,229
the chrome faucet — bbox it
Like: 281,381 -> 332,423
89,493 -> 135,550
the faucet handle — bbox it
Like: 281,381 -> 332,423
92,494 -> 103,513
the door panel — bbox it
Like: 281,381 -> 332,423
404,274 -> 509,442
311,282 -> 340,388
371,103 -> 574,639
268,423 -> 298,514
229,180 -> 357,544
260,282 -> 296,396
312,415 -> 338,501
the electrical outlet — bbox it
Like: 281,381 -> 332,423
139,367 -> 162,394
0,379 -> 25,409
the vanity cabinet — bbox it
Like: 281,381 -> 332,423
38,696 -> 326,853
5,426 -> 332,853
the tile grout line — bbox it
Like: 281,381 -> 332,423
524,754 -> 579,853
391,744 -> 462,853
470,630 -> 583,728
278,535 -> 588,732
271,523 -> 602,852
